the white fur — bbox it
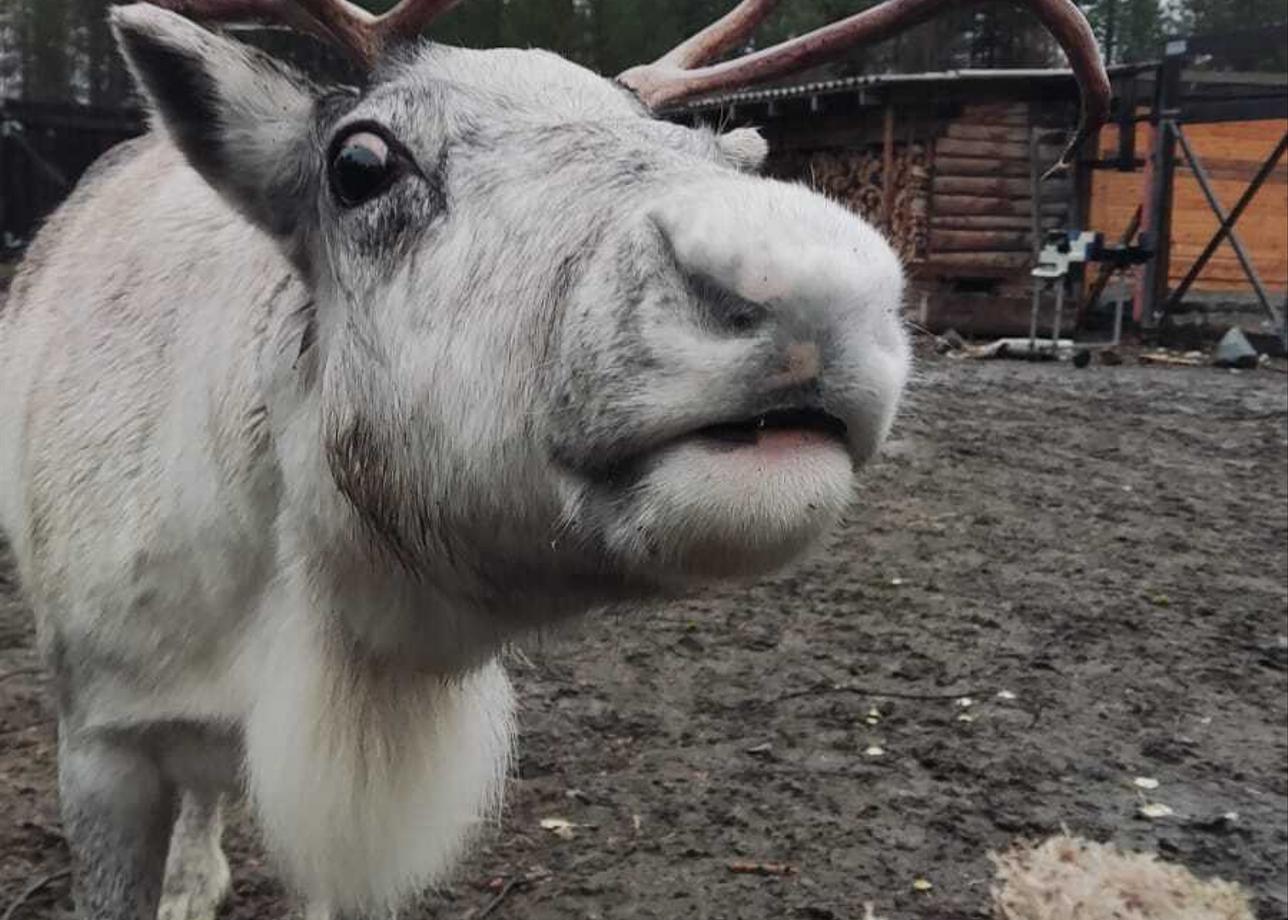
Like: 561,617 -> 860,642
243,574 -> 513,913
604,439 -> 854,579
0,6 -> 909,917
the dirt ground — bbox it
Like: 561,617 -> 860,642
2,353 -> 1286,920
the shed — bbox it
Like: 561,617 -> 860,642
672,65 -> 1288,337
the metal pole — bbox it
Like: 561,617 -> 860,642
0,114 -> 8,254
1052,280 -> 1065,353
1112,274 -> 1125,347
1030,283 -> 1042,353
1028,114 -> 1043,356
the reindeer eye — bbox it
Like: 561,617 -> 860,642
330,130 -> 394,207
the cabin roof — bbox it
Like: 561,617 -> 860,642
671,68 -> 1094,114
668,64 -> 1286,116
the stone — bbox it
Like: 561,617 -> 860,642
1213,327 -> 1259,369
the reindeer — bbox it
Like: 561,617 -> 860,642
0,1 -> 1107,916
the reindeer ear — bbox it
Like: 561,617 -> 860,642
111,3 -> 323,238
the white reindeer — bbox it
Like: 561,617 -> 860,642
0,1 -> 1107,917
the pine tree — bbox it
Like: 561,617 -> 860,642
18,0 -> 73,101
1185,0 -> 1286,69
4,0 -> 1284,105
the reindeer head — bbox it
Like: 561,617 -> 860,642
111,0 -> 1106,647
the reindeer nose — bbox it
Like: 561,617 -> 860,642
650,176 -> 902,350
768,342 -> 822,388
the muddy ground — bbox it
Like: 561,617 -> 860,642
2,353 -> 1286,919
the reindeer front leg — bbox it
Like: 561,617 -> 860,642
159,791 -> 231,920
59,727 -> 177,920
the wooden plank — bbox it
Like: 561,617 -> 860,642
1177,157 -> 1288,184
924,252 -> 1033,270
1097,120 -> 1288,164
960,103 -> 1029,125
946,122 -> 1068,145
945,123 -> 1030,143
930,229 -> 1032,252
934,175 -> 1071,197
935,195 -> 1068,217
936,138 -> 1068,162
932,214 -> 1061,231
921,294 -> 1075,337
935,156 -> 1031,177
936,137 -> 1026,160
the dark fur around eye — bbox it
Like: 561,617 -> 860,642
327,121 -> 428,208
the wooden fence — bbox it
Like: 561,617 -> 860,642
1092,117 -> 1288,293
0,26 -> 347,259
0,99 -> 143,254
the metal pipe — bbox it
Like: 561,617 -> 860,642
1052,281 -> 1065,353
1030,280 -> 1042,354
1111,274 -> 1124,347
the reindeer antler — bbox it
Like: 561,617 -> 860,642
146,0 -> 461,67
618,0 -> 1111,171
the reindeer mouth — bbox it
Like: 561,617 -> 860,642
692,407 -> 848,449
565,399 -> 853,490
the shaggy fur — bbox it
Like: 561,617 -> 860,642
0,5 -> 909,918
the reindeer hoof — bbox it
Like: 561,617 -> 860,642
159,843 -> 230,920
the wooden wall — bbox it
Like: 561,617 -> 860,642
769,98 -> 1082,335
1091,119 -> 1288,293
917,102 -> 1075,335
769,138 -> 930,263
926,102 -> 1072,273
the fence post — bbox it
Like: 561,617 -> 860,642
1139,40 -> 1186,329
0,110 -> 8,255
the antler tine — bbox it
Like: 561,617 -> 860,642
145,0 -> 461,68
660,0 -> 784,69
372,0 -> 465,47
619,0 -> 1111,172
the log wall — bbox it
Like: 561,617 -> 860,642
925,103 -> 1071,272
770,136 -> 930,263
768,98 -> 1079,336
919,103 -> 1075,335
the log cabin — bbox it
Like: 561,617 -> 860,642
673,67 -> 1287,339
